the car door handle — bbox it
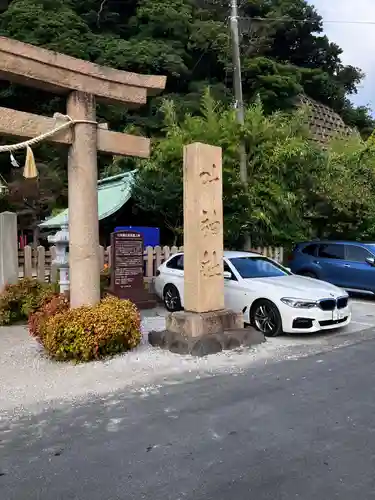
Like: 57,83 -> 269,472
343,264 -> 351,268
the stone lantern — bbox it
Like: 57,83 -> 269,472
48,215 -> 69,294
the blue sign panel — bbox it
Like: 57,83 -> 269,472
114,226 -> 160,247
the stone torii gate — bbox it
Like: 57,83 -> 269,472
0,36 -> 166,308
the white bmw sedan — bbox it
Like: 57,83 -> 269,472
154,251 -> 351,337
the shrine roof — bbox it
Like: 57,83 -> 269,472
39,171 -> 135,229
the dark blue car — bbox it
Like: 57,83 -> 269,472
289,241 -> 375,295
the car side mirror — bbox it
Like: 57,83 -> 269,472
366,257 -> 375,266
223,271 -> 232,279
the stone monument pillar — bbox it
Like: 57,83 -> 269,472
158,143 -> 263,356
0,211 -> 18,291
183,143 -> 224,312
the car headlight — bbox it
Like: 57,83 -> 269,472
281,298 -> 317,308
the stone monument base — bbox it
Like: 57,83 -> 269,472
148,309 -> 265,356
166,309 -> 243,337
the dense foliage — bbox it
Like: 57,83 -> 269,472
35,295 -> 142,362
0,278 -> 142,362
0,0 -> 374,244
132,91 -> 375,247
0,0 -> 372,134
28,293 -> 69,341
0,278 -> 56,325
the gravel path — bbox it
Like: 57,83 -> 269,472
1,305 -> 375,416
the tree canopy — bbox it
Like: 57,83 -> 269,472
0,0 -> 373,134
132,91 -> 375,248
0,0 -> 374,244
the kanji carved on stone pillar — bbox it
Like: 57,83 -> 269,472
183,142 -> 224,313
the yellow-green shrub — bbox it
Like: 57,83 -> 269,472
0,279 -> 57,326
41,295 -> 142,361
28,293 -> 69,342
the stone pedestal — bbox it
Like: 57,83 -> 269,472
166,309 -> 243,337
149,320 -> 265,357
0,211 -> 18,291
153,309 -> 265,356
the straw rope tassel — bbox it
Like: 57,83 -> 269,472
23,145 -> 38,179
0,115 -> 98,182
0,114 -> 97,179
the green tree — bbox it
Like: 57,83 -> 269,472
0,0 -> 372,136
307,137 -> 375,239
132,91 -> 327,247
133,89 -> 375,246
0,0 -> 374,239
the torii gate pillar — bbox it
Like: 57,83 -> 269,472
0,37 -> 166,307
67,92 -> 100,306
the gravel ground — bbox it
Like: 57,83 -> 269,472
1,301 -> 375,416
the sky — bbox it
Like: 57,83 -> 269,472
310,0 -> 375,112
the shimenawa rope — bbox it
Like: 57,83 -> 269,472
0,114 -> 97,179
0,114 -> 97,153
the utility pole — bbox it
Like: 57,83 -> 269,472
230,0 -> 247,185
230,0 -> 251,249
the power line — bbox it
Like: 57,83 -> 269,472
240,16 -> 375,25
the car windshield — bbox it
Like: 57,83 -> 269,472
229,256 -> 290,279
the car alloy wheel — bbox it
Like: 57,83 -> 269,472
251,299 -> 282,337
163,284 -> 182,312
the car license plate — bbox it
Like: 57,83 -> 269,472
332,309 -> 345,321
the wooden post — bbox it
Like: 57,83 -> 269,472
155,246 -> 162,270
163,245 -> 170,262
36,245 -> 45,282
24,245 -> 32,278
67,91 -> 100,308
146,246 -> 154,277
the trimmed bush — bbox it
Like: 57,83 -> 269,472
0,279 -> 57,326
40,295 -> 141,362
28,293 -> 69,342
